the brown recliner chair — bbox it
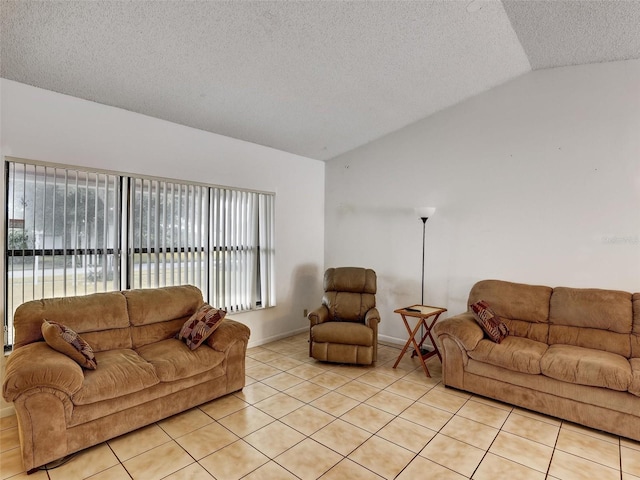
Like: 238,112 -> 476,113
308,267 -> 380,365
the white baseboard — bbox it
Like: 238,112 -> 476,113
377,334 -> 407,347
247,327 -> 308,349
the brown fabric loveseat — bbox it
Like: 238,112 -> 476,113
2,285 -> 250,472
434,279 -> 640,440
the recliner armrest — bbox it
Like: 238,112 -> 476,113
365,308 -> 380,329
308,306 -> 330,326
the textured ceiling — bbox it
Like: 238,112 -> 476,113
503,0 -> 640,70
1,1 -> 639,161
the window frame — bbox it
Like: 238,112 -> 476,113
4,157 -> 276,349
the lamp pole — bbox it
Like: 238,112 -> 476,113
415,206 -> 435,305
415,206 -> 435,356
421,215 -> 428,306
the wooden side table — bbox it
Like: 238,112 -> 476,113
393,305 -> 447,377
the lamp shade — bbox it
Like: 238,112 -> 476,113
415,206 -> 436,220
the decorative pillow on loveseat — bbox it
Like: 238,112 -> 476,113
41,319 -> 98,369
177,303 -> 226,350
470,300 -> 509,343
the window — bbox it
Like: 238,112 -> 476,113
4,158 -> 275,348
128,178 -> 209,290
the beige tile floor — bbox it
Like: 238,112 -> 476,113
3,332 -> 640,479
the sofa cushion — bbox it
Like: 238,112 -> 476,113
72,349 -> 160,405
549,287 -> 634,357
548,325 -> 631,358
468,336 -> 548,375
136,338 -> 226,382
177,304 -> 226,350
13,291 -> 130,350
41,320 -> 98,370
470,301 -> 509,343
550,287 -> 633,333
312,321 -> 373,347
131,317 -> 186,349
540,344 -> 632,391
465,359 -> 640,418
468,280 -> 552,323
124,285 -> 203,327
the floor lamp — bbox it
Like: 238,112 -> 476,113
415,206 -> 435,355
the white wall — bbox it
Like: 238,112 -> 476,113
0,79 -> 326,348
325,59 -> 640,344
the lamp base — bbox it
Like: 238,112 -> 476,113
412,347 -> 432,358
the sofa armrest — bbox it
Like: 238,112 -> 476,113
433,312 -> 484,352
206,319 -> 250,353
308,306 -> 330,326
3,342 -> 84,402
365,308 -> 380,329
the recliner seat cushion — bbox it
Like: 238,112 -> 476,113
540,344 -> 632,391
311,342 -> 373,365
312,322 -> 373,347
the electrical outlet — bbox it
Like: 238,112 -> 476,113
304,309 -> 308,317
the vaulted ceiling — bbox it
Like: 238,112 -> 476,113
2,1 -> 639,161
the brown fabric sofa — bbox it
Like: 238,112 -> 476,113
434,279 -> 640,440
2,285 -> 250,472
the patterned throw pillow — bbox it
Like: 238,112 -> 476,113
41,319 -> 98,369
177,303 -> 226,350
470,300 -> 509,343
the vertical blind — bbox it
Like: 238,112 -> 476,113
209,188 -> 275,312
5,162 -> 120,313
129,178 -> 209,291
5,159 -> 276,347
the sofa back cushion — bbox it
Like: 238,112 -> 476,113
124,285 -> 203,348
13,291 -> 131,351
468,280 -> 552,343
549,287 -> 633,357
